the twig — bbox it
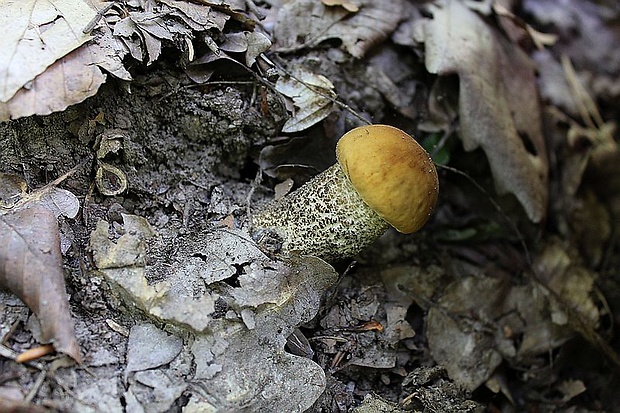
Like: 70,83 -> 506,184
83,2 -> 116,34
25,370 -> 47,402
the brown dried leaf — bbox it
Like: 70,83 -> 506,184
217,31 -> 271,66
274,0 -> 404,58
424,0 -> 549,222
426,276 -> 506,391
245,31 -> 271,67
0,0 -> 96,103
0,206 -> 82,363
534,240 -> 620,367
159,0 -> 229,31
0,45 -> 106,121
0,172 -> 80,218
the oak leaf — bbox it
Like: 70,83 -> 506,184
424,0 -> 549,222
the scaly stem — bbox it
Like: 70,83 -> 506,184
252,164 -> 389,261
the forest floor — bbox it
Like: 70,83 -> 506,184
1,0 -> 619,412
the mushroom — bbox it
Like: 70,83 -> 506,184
252,124 -> 439,261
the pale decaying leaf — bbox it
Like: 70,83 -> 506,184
0,206 -> 82,363
21,188 -> 80,219
274,0 -> 405,58
124,368 -> 186,412
0,0 -> 95,103
424,0 -> 549,222
352,393 -> 406,413
159,0 -> 230,30
89,214 -> 338,411
532,239 -> 620,367
275,68 -> 337,133
426,276 -> 505,392
84,19 -> 133,81
115,11 -> 183,65
0,173 -> 81,219
0,42 -> 106,121
219,31 -> 272,67
425,274 -> 575,391
124,324 -> 183,383
556,380 -> 587,403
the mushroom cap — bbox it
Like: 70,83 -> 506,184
336,124 -> 439,233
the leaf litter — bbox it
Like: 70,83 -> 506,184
0,0 -> 96,103
0,0 -> 230,121
275,67 -> 337,133
89,214 -> 338,411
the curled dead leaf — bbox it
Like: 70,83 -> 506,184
322,0 -> 360,13
96,162 -> 128,196
0,206 -> 82,363
275,68 -> 337,133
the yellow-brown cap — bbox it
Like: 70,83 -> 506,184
336,125 -> 439,233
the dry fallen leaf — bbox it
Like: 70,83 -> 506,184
0,206 -> 82,363
426,276 -> 506,391
110,1 -> 228,66
274,0 -> 405,58
124,323 -> 183,383
275,68 -> 337,133
0,45 -> 106,121
0,170 -> 81,220
322,0 -> 360,13
0,0 -> 234,120
424,0 -> 549,222
0,0 -> 96,103
83,17 -> 133,81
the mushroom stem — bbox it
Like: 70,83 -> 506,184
252,125 -> 439,262
252,163 -> 389,261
